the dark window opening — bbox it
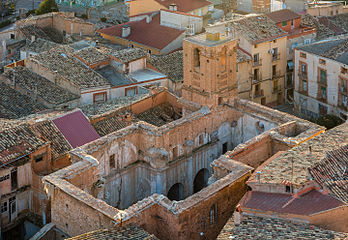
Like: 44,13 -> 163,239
109,154 -> 115,169
11,168 -> 18,190
222,142 -> 228,154
167,183 -> 184,201
286,185 -> 291,193
193,168 -> 210,193
35,155 -> 43,162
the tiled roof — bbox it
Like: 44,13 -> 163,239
108,48 -> 146,63
248,122 -> 348,186
327,13 -> 348,33
301,14 -> 335,40
266,9 -> 301,23
92,111 -> 134,137
154,0 -> 212,13
2,66 -> 79,105
22,38 -> 59,54
0,123 -> 45,165
97,14 -> 185,50
52,110 -> 100,148
229,14 -> 287,44
0,82 -> 46,119
74,47 -> 110,65
240,190 -> 344,216
310,145 -> 348,203
66,223 -> 158,240
30,46 -> 110,89
149,50 -> 183,82
298,38 -> 348,65
217,214 -> 348,240
18,25 -> 51,41
32,120 -> 72,160
136,103 -> 180,127
237,49 -> 251,63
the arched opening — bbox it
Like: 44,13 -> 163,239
193,168 -> 210,193
167,183 -> 184,201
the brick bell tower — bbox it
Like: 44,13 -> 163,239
182,30 -> 238,106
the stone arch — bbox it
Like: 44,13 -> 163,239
193,168 -> 210,193
88,7 -> 100,20
167,183 -> 184,201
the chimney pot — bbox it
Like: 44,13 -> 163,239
257,171 -> 261,184
122,25 -> 131,38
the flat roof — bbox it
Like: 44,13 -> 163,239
129,69 -> 166,82
96,66 -> 133,87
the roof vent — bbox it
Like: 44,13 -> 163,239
122,25 -> 131,38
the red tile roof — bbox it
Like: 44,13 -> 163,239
97,14 -> 185,50
52,110 -> 99,148
240,190 -> 344,216
0,123 -> 46,165
266,9 -> 301,23
154,0 -> 212,13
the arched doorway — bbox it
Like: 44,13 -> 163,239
167,183 -> 184,201
193,168 -> 209,193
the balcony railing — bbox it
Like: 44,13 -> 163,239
272,53 -> 280,61
254,89 -> 264,98
253,59 -> 262,67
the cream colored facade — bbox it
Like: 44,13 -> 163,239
307,2 -> 344,17
127,0 -> 211,17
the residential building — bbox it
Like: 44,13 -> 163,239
294,37 -> 348,120
237,48 -> 252,100
307,1 -> 345,17
207,14 -> 288,106
267,9 -> 316,101
234,122 -> 348,233
97,9 -> 203,55
126,0 -> 213,21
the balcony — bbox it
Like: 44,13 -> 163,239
254,89 -> 264,98
272,70 -> 283,79
253,59 -> 262,67
251,73 -> 263,83
272,53 -> 280,62
298,72 -> 307,79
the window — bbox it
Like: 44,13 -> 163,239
172,146 -> 179,159
254,44 -> 257,48
272,48 -> 278,60
300,52 -> 306,58
321,86 -> 327,99
109,154 -> 115,169
253,68 -> 259,81
319,59 -> 326,65
34,155 -> 43,162
285,186 -> 291,193
222,142 -> 228,154
130,44 -> 134,48
301,63 -> 307,74
93,92 -> 107,103
1,202 -> 7,213
210,204 -> 217,225
319,104 -> 327,115
304,39 -> 311,45
273,39 -> 276,43
302,79 -> 307,92
272,65 -> 277,78
282,21 -> 287,26
330,11 -> 333,16
198,9 -> 202,16
340,78 -> 347,92
10,34 -> 14,39
125,87 -> 137,96
11,168 -> 17,190
147,49 -> 151,54
194,48 -> 201,68
9,196 -> 16,213
291,19 -> 294,28
273,79 -> 279,92
320,69 -> 326,84
0,174 -> 9,182
236,63 -> 239,72
253,53 -> 259,63
341,94 -> 347,107
199,134 -> 204,145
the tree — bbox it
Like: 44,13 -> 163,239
35,0 -> 58,15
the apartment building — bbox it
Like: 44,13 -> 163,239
267,9 -> 316,101
294,37 -> 348,120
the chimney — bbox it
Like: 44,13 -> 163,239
122,25 -> 131,38
31,35 -> 36,43
233,204 -> 242,225
146,15 -> 152,23
169,3 -> 177,11
256,171 -> 261,184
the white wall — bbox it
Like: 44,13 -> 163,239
160,10 -> 203,33
129,58 -> 145,73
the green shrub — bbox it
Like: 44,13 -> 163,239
81,14 -> 88,19
100,17 -> 107,22
35,0 -> 59,15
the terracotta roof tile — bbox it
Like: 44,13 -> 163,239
240,190 -> 344,216
218,214 -> 348,239
154,0 -> 212,13
67,223 -> 159,240
266,9 -> 301,23
0,123 -> 46,165
97,14 -> 184,50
